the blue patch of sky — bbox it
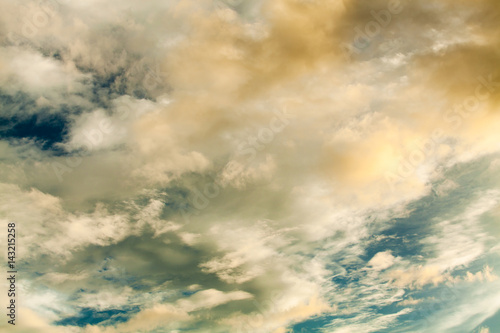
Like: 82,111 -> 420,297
0,91 -> 80,151
54,306 -> 140,327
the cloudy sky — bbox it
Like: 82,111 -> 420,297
1,0 -> 500,332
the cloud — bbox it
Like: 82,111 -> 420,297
82,289 -> 253,333
465,266 -> 498,283
0,307 -> 79,333
397,297 -> 424,306
222,294 -> 333,333
368,251 -> 396,271
176,288 -> 253,312
0,0 -> 500,332
422,190 -> 500,272
0,47 -> 90,101
422,280 -> 500,332
387,265 -> 448,289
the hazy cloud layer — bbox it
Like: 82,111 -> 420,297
0,0 -> 500,332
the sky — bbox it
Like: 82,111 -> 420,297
0,0 -> 500,332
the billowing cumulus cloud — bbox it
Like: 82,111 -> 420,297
0,0 -> 500,332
